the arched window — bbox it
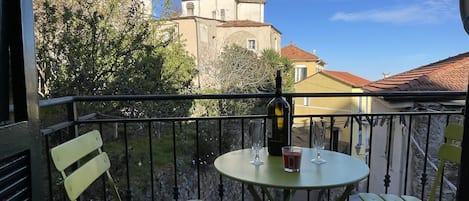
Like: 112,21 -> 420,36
186,2 -> 194,16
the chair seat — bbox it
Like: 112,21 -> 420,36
359,193 -> 385,201
50,130 -> 122,201
400,195 -> 421,201
359,193 -> 422,201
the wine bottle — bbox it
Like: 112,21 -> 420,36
267,70 -> 291,156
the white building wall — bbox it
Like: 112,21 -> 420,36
181,0 -> 237,21
237,3 -> 264,22
181,0 -> 264,22
216,0 -> 237,21
141,0 -> 152,17
368,98 -> 407,195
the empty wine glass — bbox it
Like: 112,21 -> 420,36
311,120 -> 327,164
249,119 -> 264,166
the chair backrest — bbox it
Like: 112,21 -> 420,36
50,130 -> 121,201
428,124 -> 463,201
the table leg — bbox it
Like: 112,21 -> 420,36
247,185 -> 263,201
247,185 -> 297,201
260,187 -> 275,201
283,189 -> 290,201
337,185 -> 354,201
283,189 -> 296,201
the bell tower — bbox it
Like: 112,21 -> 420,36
180,0 -> 266,22
236,0 -> 266,22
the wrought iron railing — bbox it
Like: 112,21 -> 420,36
39,92 -> 465,201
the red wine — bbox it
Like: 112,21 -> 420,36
283,151 -> 301,172
267,70 -> 291,156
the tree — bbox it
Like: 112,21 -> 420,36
34,0 -> 195,117
216,45 -> 272,94
215,45 -> 293,94
260,49 -> 294,92
205,45 -> 293,116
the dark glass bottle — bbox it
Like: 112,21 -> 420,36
267,70 -> 291,156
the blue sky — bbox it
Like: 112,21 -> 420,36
161,0 -> 469,81
264,0 -> 469,81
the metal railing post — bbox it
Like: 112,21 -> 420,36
66,101 -> 78,137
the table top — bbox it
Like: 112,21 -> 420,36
214,148 -> 369,190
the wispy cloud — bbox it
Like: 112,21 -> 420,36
330,0 -> 458,24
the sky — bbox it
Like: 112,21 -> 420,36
264,0 -> 469,81
162,0 -> 469,81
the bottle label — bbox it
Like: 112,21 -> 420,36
275,107 -> 283,129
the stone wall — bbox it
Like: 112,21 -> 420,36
408,111 -> 462,200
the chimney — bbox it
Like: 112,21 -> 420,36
382,72 -> 390,78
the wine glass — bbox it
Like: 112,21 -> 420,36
311,120 -> 327,164
249,119 -> 264,166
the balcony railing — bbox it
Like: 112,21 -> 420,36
39,92 -> 465,201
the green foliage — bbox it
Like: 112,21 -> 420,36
260,49 -> 294,92
34,0 -> 196,118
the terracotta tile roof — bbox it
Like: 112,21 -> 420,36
322,70 -> 371,87
281,44 -> 319,61
364,52 -> 469,92
217,20 -> 271,27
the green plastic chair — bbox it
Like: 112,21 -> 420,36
359,124 -> 463,201
50,130 -> 122,201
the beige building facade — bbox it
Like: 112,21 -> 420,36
163,0 -> 280,89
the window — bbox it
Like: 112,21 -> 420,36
248,39 -> 256,50
315,65 -> 323,73
220,9 -> 225,20
212,10 -> 216,19
186,3 -> 194,16
162,31 -> 171,43
294,66 -> 307,82
303,97 -> 309,106
274,37 -> 278,51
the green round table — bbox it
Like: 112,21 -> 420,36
214,148 -> 369,201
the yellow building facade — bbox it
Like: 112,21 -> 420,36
281,44 -> 325,82
282,44 -> 371,156
294,71 -> 370,123
294,70 -> 371,157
